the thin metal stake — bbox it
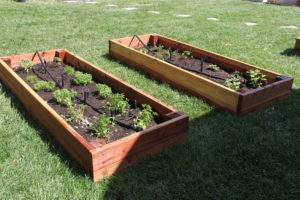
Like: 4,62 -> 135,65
61,73 -> 64,88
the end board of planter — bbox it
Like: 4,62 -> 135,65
0,49 -> 189,182
295,37 -> 300,54
109,34 -> 293,115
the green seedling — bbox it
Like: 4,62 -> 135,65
173,50 -> 180,56
224,73 -> 241,90
52,88 -> 77,107
247,69 -> 267,88
207,64 -> 220,72
90,114 -> 113,138
64,104 -> 86,123
96,83 -> 113,98
138,48 -> 148,54
26,75 -> 38,83
53,57 -> 62,63
133,104 -> 157,131
19,59 -> 35,72
154,54 -> 164,60
105,93 -> 128,114
73,71 -> 93,85
153,45 -> 164,51
63,66 -> 75,75
33,81 -> 55,91
182,50 -> 193,58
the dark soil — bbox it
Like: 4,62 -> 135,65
142,46 -> 263,93
15,61 -> 160,144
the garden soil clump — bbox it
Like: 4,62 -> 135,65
15,61 -> 160,143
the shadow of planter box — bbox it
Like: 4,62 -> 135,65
109,34 -> 293,115
0,49 -> 188,182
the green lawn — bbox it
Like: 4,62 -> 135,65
0,0 -> 299,199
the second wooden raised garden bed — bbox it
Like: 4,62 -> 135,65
0,49 -> 188,182
109,34 -> 293,115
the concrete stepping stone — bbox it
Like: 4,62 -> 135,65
207,17 -> 219,21
148,11 -> 160,14
279,25 -> 299,29
176,14 -> 190,17
122,8 -> 138,11
245,22 -> 257,26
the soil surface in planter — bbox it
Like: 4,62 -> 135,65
139,46 -> 269,93
15,61 -> 160,143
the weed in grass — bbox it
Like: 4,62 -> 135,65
96,83 -> 112,98
33,81 -> 56,91
73,71 -> 93,85
18,59 -> 35,72
207,64 -> 220,72
52,88 -> 77,107
105,93 -> 128,114
133,104 -> 157,130
26,75 -> 38,83
247,69 -> 267,88
90,114 -> 113,138
63,65 -> 75,75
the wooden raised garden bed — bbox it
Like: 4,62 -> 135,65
0,49 -> 188,182
109,34 -> 293,115
295,37 -> 300,54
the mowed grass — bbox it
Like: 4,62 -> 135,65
0,0 -> 299,199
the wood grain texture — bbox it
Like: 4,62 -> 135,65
109,34 -> 293,115
0,49 -> 189,182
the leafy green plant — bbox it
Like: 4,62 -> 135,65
153,45 -> 164,51
182,50 -> 192,58
207,64 -> 220,72
96,83 -> 113,98
154,54 -> 164,60
53,57 -> 62,63
90,114 -> 113,138
52,88 -> 77,107
63,65 -> 75,75
73,71 -> 93,85
224,75 -> 241,90
26,75 -> 38,83
138,48 -> 148,54
19,59 -> 35,72
247,69 -> 267,88
173,50 -> 180,56
105,93 -> 128,114
33,81 -> 56,91
64,104 -> 86,123
133,104 -> 157,130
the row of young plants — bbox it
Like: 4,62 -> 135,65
18,57 -> 158,139
139,45 -> 267,90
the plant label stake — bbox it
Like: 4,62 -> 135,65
84,91 -> 89,103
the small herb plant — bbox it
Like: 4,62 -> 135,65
53,57 -> 62,63
224,75 -> 241,90
154,54 -> 164,60
207,64 -> 220,72
173,50 -> 180,56
133,104 -> 157,130
153,45 -> 164,51
26,75 -> 38,83
105,93 -> 128,114
52,88 -> 77,107
19,59 -> 35,72
138,48 -> 148,54
63,66 -> 75,75
33,81 -> 56,91
65,104 -> 86,123
73,71 -> 93,85
96,83 -> 113,98
90,114 -> 113,138
247,69 -> 267,88
182,50 -> 192,58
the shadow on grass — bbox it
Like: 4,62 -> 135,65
102,88 -> 300,199
0,84 -> 87,179
280,48 -> 300,57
